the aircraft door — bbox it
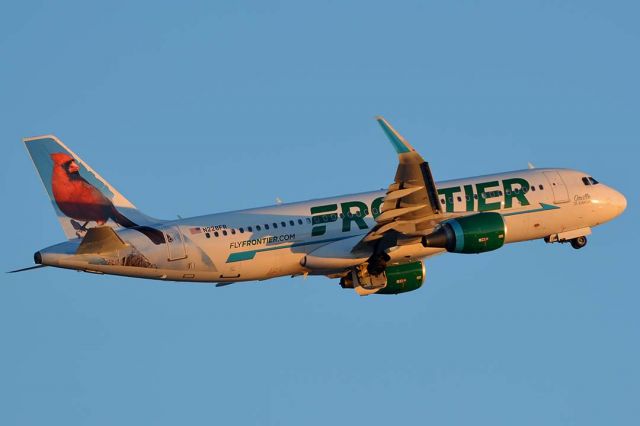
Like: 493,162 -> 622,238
164,226 -> 187,261
543,171 -> 570,203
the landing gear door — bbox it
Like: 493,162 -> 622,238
164,226 -> 187,261
543,171 -> 570,203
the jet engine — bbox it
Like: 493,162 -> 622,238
421,212 -> 506,254
340,260 -> 425,295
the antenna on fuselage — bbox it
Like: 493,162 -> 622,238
528,162 -> 536,169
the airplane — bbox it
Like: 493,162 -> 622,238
11,117 -> 627,295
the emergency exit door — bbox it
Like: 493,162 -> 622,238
543,171 -> 570,203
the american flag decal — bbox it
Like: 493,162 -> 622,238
189,227 -> 202,235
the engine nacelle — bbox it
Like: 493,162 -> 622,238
377,261 -> 426,294
340,261 -> 426,295
421,212 -> 506,254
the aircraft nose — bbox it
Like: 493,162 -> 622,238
609,189 -> 627,215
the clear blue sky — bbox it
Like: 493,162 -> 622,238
1,1 -> 638,424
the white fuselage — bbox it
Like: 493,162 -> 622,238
37,168 -> 626,283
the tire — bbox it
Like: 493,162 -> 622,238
570,236 -> 587,249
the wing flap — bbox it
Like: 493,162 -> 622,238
384,185 -> 424,201
352,117 -> 445,254
376,204 -> 427,222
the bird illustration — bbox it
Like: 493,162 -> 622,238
50,152 -> 164,244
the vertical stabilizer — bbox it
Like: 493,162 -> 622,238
24,135 -> 164,244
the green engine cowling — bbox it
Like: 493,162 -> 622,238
421,212 -> 506,254
376,261 -> 426,295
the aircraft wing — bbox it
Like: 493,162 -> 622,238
353,117 -> 445,252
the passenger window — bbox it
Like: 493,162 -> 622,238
222,230 -> 228,236
440,199 -> 445,204
289,220 -> 295,226
272,223 -> 277,229
205,232 -> 210,238
239,227 -> 244,233
231,229 -> 236,235
465,195 -> 470,201
256,225 -> 261,231
457,196 -> 462,202
265,224 -> 270,230
298,219 -> 303,225
539,185 -> 544,190
281,221 -> 286,227
531,186 -> 536,191
247,226 -> 253,232
214,231 -> 219,237
306,218 -> 311,223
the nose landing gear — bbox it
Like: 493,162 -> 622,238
570,236 -> 588,249
544,228 -> 591,250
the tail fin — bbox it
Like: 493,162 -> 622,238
24,135 -> 164,243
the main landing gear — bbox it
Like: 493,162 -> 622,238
366,252 -> 390,276
570,236 -> 588,250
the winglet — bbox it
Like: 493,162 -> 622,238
375,116 -> 416,154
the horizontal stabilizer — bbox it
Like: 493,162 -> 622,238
76,226 -> 127,254
7,265 -> 48,273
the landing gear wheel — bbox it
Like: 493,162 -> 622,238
570,236 -> 587,249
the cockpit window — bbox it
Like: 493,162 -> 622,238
582,177 -> 591,186
588,177 -> 599,185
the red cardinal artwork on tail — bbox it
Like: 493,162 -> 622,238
50,153 -> 164,244
51,153 -> 137,227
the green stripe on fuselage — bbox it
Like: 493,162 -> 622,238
227,251 -> 257,262
225,235 -> 355,263
502,203 -> 559,216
